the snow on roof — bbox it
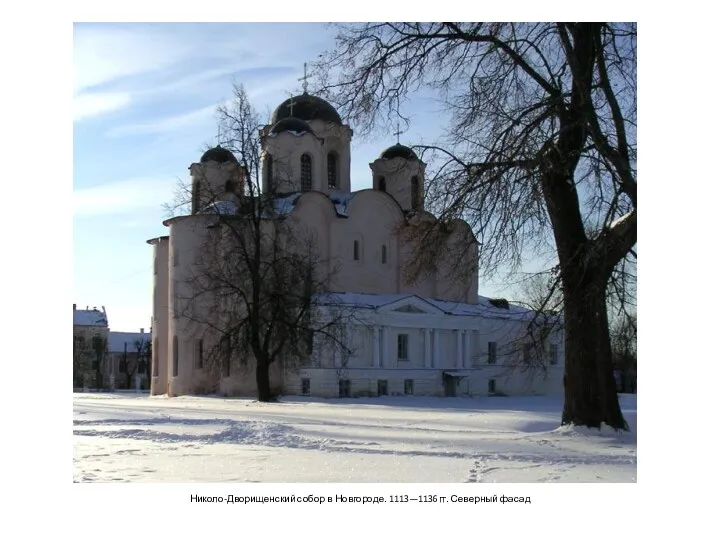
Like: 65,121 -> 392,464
73,307 -> 108,327
315,292 -> 544,321
328,190 -> 355,217
108,331 -> 151,354
203,201 -> 239,215
270,193 -> 302,216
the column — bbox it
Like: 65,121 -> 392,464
456,329 -> 463,368
433,329 -> 440,369
372,326 -> 380,368
382,326 -> 392,367
423,328 -> 432,368
463,330 -> 470,368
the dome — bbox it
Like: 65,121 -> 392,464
380,144 -> 418,161
201,146 -> 238,164
269,117 -> 313,136
271,93 -> 342,125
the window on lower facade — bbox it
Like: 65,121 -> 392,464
523,343 -> 533,364
397,333 -> 409,361
404,379 -> 414,395
339,379 -> 351,398
172,336 -> 179,377
488,341 -> 497,364
353,240 -> 360,261
195,339 -> 204,369
381,244 -> 387,264
549,344 -> 559,365
301,378 -> 310,395
488,379 -> 496,394
377,379 -> 388,396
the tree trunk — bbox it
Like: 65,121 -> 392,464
561,279 -> 628,430
255,357 -> 273,402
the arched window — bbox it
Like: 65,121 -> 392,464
327,152 -> 338,190
381,244 -> 387,264
266,154 -> 273,192
411,176 -> 420,209
172,335 -> 179,377
379,177 -> 386,192
225,180 -> 234,193
300,154 -> 312,192
353,240 -> 360,261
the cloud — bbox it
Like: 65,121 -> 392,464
105,103 -> 218,138
74,177 -> 180,218
74,92 -> 131,121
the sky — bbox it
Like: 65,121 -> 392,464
73,22 -> 545,332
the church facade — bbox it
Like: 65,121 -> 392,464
147,92 -> 564,399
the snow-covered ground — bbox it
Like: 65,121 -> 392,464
73,393 -> 636,483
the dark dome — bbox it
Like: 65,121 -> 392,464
201,146 -> 238,164
380,144 -> 418,161
269,117 -> 313,136
271,93 -> 342,125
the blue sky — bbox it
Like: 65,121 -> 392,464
74,22 -> 527,332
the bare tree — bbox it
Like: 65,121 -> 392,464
313,22 -> 636,429
171,83 -> 352,401
610,312 -> 636,394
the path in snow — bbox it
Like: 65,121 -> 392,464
73,393 -> 636,483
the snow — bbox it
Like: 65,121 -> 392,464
328,190 -> 355,217
203,201 -> 239,215
317,292 -> 540,321
73,307 -> 107,327
108,331 -> 151,354
74,393 -> 636,482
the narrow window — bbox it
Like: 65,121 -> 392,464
353,240 -> 360,261
550,343 -> 559,365
397,334 -> 409,361
266,154 -> 273,191
300,154 -> 312,191
488,379 -> 496,394
301,378 -> 310,395
381,245 -> 387,264
154,256 -> 158,275
173,248 -> 179,267
523,343 -> 533,364
339,379 -> 351,398
327,152 -> 338,190
152,338 -> 159,376
222,356 -> 230,378
172,335 -> 178,377
377,380 -> 388,396
404,379 -> 414,395
225,180 -> 234,193
411,176 -> 420,209
488,341 -> 497,364
195,339 -> 204,369
378,176 -> 386,192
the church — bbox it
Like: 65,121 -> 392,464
147,91 -> 564,399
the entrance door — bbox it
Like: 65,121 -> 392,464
444,376 -> 457,397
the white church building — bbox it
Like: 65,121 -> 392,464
147,91 -> 564,399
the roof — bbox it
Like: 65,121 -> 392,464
108,331 -> 151,354
73,308 -> 108,327
315,292 -> 555,322
380,144 -> 418,161
201,146 -> 238,164
269,117 -> 313,136
271,92 -> 342,125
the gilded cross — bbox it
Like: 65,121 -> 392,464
298,62 -> 310,93
393,122 -> 403,144
286,94 -> 297,116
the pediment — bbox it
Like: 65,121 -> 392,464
393,305 -> 427,314
377,295 -> 446,315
